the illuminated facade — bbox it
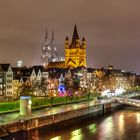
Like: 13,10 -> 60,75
47,78 -> 58,97
65,25 -> 87,68
0,64 -> 13,97
92,67 -> 136,95
41,28 -> 57,67
46,25 -> 87,69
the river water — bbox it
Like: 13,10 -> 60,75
2,106 -> 140,140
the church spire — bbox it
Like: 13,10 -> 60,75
51,31 -> 56,51
43,27 -> 49,45
51,31 -> 55,45
50,31 -> 57,59
69,24 -> 80,48
72,24 -> 79,42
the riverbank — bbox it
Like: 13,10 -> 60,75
0,92 -> 139,139
5,105 -> 138,140
0,100 -> 121,138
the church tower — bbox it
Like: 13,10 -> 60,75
41,28 -> 57,67
50,32 -> 57,60
65,25 -> 87,68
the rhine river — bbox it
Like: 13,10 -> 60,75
2,106 -> 140,140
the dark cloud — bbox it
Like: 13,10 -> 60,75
0,0 -> 140,72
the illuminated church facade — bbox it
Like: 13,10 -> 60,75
46,25 -> 87,69
65,25 -> 87,68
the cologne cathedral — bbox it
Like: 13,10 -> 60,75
41,28 -> 57,67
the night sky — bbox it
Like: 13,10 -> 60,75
0,0 -> 140,72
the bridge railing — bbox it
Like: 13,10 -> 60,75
113,93 -> 140,107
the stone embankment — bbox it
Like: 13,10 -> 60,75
0,100 -> 121,137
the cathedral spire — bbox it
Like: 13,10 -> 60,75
43,27 -> 49,45
50,31 -> 57,59
51,31 -> 55,45
51,31 -> 56,51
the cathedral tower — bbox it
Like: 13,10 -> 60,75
41,28 -> 57,67
65,25 -> 87,68
50,32 -> 57,60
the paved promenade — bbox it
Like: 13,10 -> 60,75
1,91 -> 139,127
0,99 -> 112,126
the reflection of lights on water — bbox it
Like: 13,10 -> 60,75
70,135 -> 83,140
119,114 -> 124,134
50,136 -> 61,140
71,129 -> 82,136
70,129 -> 83,140
136,113 -> 140,124
101,117 -> 113,136
87,123 -> 97,134
105,116 -> 112,122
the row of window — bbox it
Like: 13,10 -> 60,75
7,74 -> 12,77
67,52 -> 85,55
7,91 -> 12,94
7,80 -> 12,83
7,85 -> 12,89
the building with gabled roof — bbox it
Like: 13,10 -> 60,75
0,64 -> 13,98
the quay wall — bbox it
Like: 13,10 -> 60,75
0,102 -> 121,137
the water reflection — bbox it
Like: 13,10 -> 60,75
99,116 -> 114,139
87,123 -> 97,134
50,136 -> 62,140
2,107 -> 140,140
136,113 -> 140,124
118,114 -> 124,135
31,129 -> 39,140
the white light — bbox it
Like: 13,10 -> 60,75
115,88 -> 125,95
50,136 -> 61,140
101,89 -> 110,96
17,60 -> 22,67
28,100 -> 32,105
